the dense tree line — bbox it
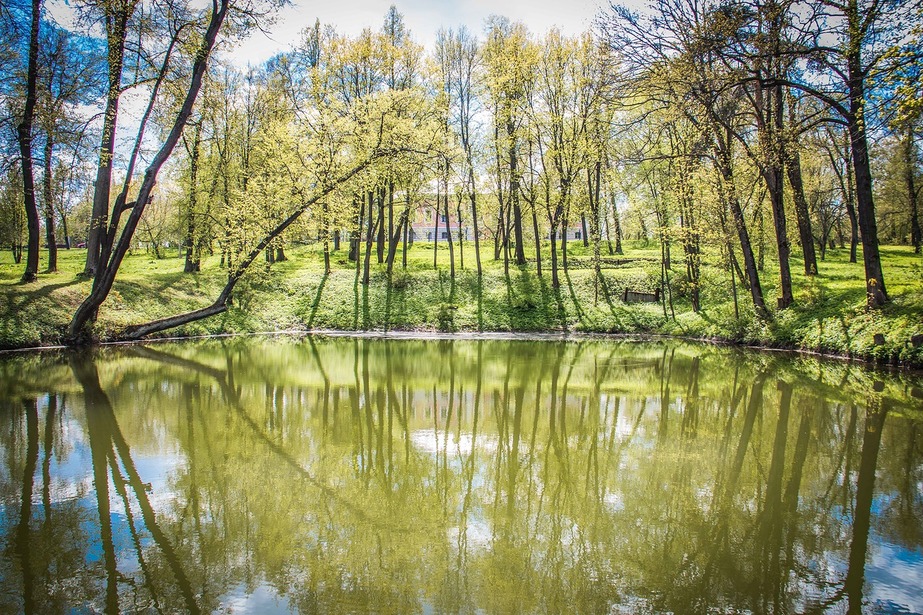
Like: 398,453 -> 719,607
1,0 -> 920,342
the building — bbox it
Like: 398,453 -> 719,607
410,202 -> 471,243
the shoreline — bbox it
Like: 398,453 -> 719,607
3,326 -> 922,374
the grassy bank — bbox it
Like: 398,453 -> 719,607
1,241 -> 921,366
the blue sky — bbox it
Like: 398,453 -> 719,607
232,0 -> 610,64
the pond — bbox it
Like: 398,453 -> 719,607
1,335 -> 921,614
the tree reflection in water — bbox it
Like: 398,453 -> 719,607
0,337 -> 921,614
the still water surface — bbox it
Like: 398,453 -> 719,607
1,336 -> 922,614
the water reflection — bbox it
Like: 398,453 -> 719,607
0,337 -> 921,614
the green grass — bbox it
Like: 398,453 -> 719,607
1,241 -> 921,366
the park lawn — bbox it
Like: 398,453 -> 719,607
1,241 -> 921,367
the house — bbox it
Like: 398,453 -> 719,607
410,201 -> 471,243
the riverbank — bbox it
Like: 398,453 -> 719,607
2,242 -> 922,367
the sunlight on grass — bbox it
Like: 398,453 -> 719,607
1,242 -> 921,365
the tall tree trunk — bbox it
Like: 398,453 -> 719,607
588,164 -> 602,304
363,190 -> 376,284
184,124 -> 201,273
904,125 -> 921,254
715,140 -> 769,318
43,133 -> 58,272
444,182 -> 455,278
561,212 -> 569,272
17,0 -> 42,283
828,129 -> 859,262
611,192 -> 623,254
677,172 -> 700,312
508,121 -> 526,265
388,180 -> 394,255
456,196 -> 465,270
847,29 -> 887,307
376,185 -> 385,263
349,195 -> 362,262
762,82 -> 793,308
402,196 -> 409,270
844,138 -> 859,262
433,188 -> 440,268
322,202 -> 331,273
766,163 -> 793,308
85,6 -> 131,278
786,147 -> 819,275
532,206 -> 542,277
550,206 -> 561,288
468,166 -> 482,276
61,212 -> 70,249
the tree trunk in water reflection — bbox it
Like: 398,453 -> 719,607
16,400 -> 39,614
71,357 -> 201,615
845,399 -> 888,614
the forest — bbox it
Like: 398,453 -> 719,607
0,0 -> 921,361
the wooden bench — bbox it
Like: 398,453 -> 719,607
622,288 -> 661,303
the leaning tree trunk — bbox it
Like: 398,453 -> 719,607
386,208 -> 407,275
118,156 -> 386,341
67,0 -> 231,343
716,141 -> 769,318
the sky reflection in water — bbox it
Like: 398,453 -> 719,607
1,336 -> 922,614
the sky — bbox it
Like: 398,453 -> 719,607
231,0 -> 611,65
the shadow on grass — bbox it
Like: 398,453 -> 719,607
352,267 -> 360,330
563,268 -> 588,327
112,269 -> 215,310
306,273 -> 328,328
384,277 -> 393,332
5,276 -> 83,304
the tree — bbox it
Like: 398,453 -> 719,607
600,0 -> 771,315
121,87 -> 443,340
0,168 -> 27,261
79,0 -> 142,278
438,26 -> 483,276
68,0 -> 287,342
483,17 -> 533,267
784,0 -> 918,306
36,25 -> 104,271
15,0 -> 42,283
